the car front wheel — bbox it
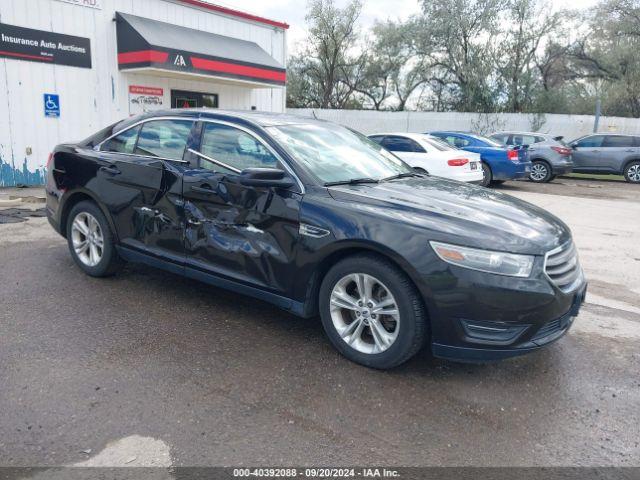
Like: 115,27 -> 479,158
624,161 -> 640,183
529,161 -> 552,183
66,201 -> 123,277
319,254 -> 428,369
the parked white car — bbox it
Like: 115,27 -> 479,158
368,132 -> 484,183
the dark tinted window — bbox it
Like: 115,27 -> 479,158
382,136 -> 425,153
199,123 -> 278,174
369,136 -> 385,145
134,120 -> 193,160
602,135 -> 634,148
101,125 -> 141,154
575,135 -> 604,148
445,135 -> 471,148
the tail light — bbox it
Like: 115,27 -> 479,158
551,146 -> 572,156
507,149 -> 519,162
447,158 -> 469,167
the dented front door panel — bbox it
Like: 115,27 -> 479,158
182,168 -> 301,295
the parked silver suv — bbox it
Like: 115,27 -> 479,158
490,131 -> 573,183
568,134 -> 640,183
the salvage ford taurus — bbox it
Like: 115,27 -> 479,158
46,110 -> 587,369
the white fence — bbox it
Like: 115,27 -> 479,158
287,109 -> 640,140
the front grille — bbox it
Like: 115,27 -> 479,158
545,241 -> 582,292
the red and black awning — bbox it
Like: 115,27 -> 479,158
116,12 -> 285,87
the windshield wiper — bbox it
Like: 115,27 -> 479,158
324,177 -> 380,187
381,171 -> 422,182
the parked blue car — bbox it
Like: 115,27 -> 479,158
429,131 -> 532,187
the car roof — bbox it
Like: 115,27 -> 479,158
492,131 -> 553,137
368,132 -> 435,140
135,108 -> 330,128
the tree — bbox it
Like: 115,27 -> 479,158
286,0 -> 364,109
496,0 -> 563,112
417,0 -> 501,112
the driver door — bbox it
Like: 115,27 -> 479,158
182,120 -> 302,295
572,135 -> 605,170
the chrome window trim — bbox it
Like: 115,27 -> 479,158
187,148 -> 241,174
198,118 -> 305,194
94,116 -> 195,163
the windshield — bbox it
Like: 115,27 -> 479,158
267,123 -> 412,184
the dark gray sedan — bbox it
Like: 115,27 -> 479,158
490,131 -> 573,183
568,133 -> 640,183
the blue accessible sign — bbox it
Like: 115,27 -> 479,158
44,94 -> 60,118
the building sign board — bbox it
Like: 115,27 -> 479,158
0,23 -> 91,68
44,94 -> 60,118
128,85 -> 165,115
54,0 -> 102,9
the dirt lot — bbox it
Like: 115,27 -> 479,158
0,180 -> 638,468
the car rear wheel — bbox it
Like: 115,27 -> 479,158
480,162 -> 492,187
66,201 -> 123,277
319,254 -> 428,369
530,161 -> 552,183
623,161 -> 640,183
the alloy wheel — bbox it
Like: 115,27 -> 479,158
530,162 -> 548,182
628,164 -> 640,182
71,212 -> 104,267
329,273 -> 400,354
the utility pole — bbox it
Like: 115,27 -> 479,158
593,98 -> 601,133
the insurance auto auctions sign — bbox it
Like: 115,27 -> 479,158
0,23 -> 91,68
54,0 -> 102,9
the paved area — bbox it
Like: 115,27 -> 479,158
0,181 -> 638,468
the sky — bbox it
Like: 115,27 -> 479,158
208,0 -> 600,54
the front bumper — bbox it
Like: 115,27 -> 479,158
420,260 -> 587,362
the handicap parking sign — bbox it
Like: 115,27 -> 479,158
44,94 -> 60,118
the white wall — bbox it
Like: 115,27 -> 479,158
287,109 -> 640,141
0,0 -> 287,186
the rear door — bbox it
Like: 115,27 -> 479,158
571,135 -> 605,170
380,135 -> 432,171
601,135 -> 635,172
97,118 -> 195,262
181,120 -> 302,295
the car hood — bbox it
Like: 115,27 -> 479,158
327,176 -> 571,255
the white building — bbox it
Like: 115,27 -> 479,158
0,0 -> 288,186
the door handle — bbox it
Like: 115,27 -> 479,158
191,185 -> 216,195
100,165 -> 121,175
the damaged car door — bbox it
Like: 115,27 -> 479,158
182,120 -> 302,297
97,118 -> 195,263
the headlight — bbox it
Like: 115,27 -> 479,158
430,241 -> 534,278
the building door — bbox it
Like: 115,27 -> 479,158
171,90 -> 219,109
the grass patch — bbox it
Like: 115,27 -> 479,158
563,173 -> 626,182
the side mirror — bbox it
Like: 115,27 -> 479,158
239,167 -> 294,188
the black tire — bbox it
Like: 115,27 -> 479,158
549,174 -> 557,182
319,253 -> 428,369
623,160 -> 640,183
480,162 -> 492,187
66,200 -> 123,277
529,160 -> 552,183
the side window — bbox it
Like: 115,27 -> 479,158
101,125 -> 141,154
602,135 -> 634,148
448,136 -> 470,148
382,136 -> 425,153
575,135 -> 604,148
493,134 -> 509,145
134,119 -> 194,160
199,123 -> 279,173
534,136 -> 545,143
